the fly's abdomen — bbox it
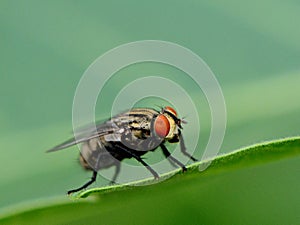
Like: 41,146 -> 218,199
80,138 -> 117,171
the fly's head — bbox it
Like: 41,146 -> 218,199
153,106 -> 185,143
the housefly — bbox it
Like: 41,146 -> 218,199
47,106 -> 197,194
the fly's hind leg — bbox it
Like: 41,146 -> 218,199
67,170 -> 97,195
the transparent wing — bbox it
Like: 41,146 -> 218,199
47,122 -> 120,152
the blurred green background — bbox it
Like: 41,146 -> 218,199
1,0 -> 300,221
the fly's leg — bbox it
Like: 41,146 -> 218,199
178,130 -> 198,162
135,155 -> 159,179
109,160 -> 121,185
115,144 -> 159,179
67,170 -> 97,195
162,150 -> 178,168
160,144 -> 187,172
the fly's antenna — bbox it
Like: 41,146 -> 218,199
181,116 -> 188,124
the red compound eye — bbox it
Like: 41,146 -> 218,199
154,114 -> 170,138
164,106 -> 177,116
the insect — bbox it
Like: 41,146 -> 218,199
47,106 -> 197,194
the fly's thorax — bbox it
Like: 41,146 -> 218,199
120,125 -> 161,152
113,109 -> 162,151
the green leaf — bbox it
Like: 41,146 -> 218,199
1,137 -> 300,225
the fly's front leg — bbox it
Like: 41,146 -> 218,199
178,130 -> 198,162
160,144 -> 187,172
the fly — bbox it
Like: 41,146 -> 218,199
47,106 -> 197,194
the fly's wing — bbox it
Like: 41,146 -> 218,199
47,108 -> 159,153
46,122 -> 120,152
